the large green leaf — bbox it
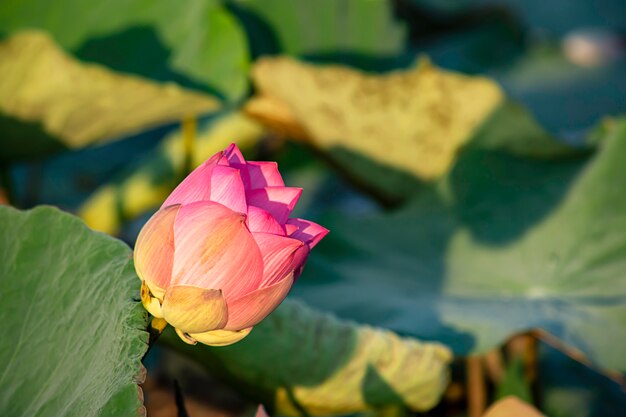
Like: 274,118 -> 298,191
0,0 -> 249,101
229,0 -> 405,61
291,120 -> 626,373
0,206 -> 149,416
161,299 -> 452,416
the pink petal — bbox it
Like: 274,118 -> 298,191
285,223 -> 299,235
253,232 -> 306,286
162,152 -> 222,207
210,165 -> 247,214
219,143 -> 253,190
221,143 -> 246,166
224,273 -> 294,330
246,161 -> 285,189
246,187 -> 302,224
134,205 -> 181,298
292,244 -> 311,281
172,201 -> 264,300
255,406 -> 270,417
286,218 -> 329,249
247,206 -> 285,235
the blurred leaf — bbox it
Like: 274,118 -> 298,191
405,0 -> 473,16
245,57 -> 576,204
229,0 -> 405,59
0,205 -> 149,416
0,31 -> 219,161
497,44 -> 626,134
482,396 -> 545,417
539,342 -> 626,417
78,111 -> 265,235
161,299 -> 452,416
495,358 -> 532,403
0,0 -> 249,101
418,19 -> 525,74
292,120 -> 626,373
477,0 -> 625,37
466,100 -> 580,156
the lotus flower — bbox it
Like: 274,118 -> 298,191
135,144 -> 328,346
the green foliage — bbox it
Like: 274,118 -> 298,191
292,120 -> 626,373
0,206 -> 149,417
228,0 -> 405,60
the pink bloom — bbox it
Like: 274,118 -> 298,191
134,144 -> 328,346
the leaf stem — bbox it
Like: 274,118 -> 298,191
467,356 -> 486,417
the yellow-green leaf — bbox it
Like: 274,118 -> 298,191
162,299 -> 452,416
245,57 -> 577,204
245,56 -> 503,201
0,31 -> 220,159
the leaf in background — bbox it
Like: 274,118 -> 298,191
245,57 -> 575,204
0,205 -> 149,416
479,0 -> 625,38
78,112 -> 265,235
229,0 -> 405,60
538,342 -> 626,417
161,299 -> 452,416
0,31 -> 220,161
497,44 -> 626,135
291,120 -> 626,373
0,0 -> 249,101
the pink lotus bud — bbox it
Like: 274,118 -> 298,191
134,144 -> 328,346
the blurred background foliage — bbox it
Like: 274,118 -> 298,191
0,0 -> 625,416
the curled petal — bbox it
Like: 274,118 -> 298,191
175,328 -> 198,345
140,281 -> 163,318
247,206 -> 285,235
188,327 -> 253,346
134,205 -> 180,299
162,153 -> 221,207
210,165 -> 247,214
172,201 -> 264,300
150,317 -> 168,333
289,239 -> 311,281
253,232 -> 305,286
247,187 -> 302,224
286,218 -> 330,249
247,161 -> 285,189
161,285 -> 228,333
291,244 -> 310,280
224,273 -> 294,330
